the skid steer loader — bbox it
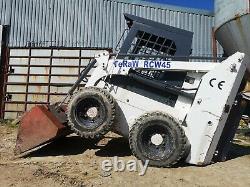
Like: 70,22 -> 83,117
15,14 -> 250,167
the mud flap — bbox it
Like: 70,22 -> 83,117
14,105 -> 71,155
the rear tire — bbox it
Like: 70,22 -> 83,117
129,111 -> 188,167
67,87 -> 116,139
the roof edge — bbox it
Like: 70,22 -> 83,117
124,13 -> 194,36
111,0 -> 214,16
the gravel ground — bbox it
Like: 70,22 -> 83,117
0,124 -> 249,187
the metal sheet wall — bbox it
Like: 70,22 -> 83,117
0,0 -> 222,56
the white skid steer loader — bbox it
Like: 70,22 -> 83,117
66,51 -> 250,167
15,14 -> 250,167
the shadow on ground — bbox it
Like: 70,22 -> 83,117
24,136 -> 94,157
24,136 -> 131,158
23,134 -> 250,163
95,137 -> 131,157
227,143 -> 250,160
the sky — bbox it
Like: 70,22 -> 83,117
144,0 -> 214,11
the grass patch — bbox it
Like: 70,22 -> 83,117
235,127 -> 250,147
0,119 -> 19,128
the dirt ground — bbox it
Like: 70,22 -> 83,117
0,124 -> 250,187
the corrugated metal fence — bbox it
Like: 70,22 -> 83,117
0,0 -> 222,56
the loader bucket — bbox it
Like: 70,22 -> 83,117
14,105 -> 71,155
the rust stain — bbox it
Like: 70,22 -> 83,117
58,76 -> 68,81
45,67 -> 49,74
37,86 -> 42,93
248,0 -> 250,13
45,76 -> 49,83
17,104 -> 24,111
31,94 -> 43,102
235,14 -> 242,26
211,27 -> 217,61
32,76 -> 37,82
234,14 -> 241,20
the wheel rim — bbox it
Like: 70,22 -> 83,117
74,96 -> 106,129
138,121 -> 175,160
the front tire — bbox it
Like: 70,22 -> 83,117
67,87 -> 116,139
